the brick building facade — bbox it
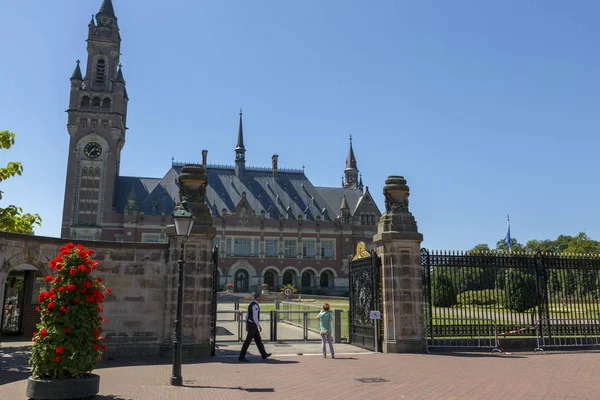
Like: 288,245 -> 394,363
60,0 -> 381,294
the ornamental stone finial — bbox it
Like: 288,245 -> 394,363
375,175 -> 422,241
177,164 -> 214,232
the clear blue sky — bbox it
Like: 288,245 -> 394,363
1,0 -> 599,250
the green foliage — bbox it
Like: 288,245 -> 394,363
495,238 -> 525,252
29,243 -> 111,379
504,270 -> 537,312
469,244 -> 491,253
0,130 -> 42,234
431,270 -> 457,307
457,289 -> 502,306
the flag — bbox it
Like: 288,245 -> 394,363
505,214 -> 511,251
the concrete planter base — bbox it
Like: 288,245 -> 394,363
26,374 -> 100,399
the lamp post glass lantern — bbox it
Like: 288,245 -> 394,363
170,201 -> 195,386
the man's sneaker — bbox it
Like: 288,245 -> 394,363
262,353 -> 272,360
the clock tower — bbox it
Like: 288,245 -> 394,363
61,0 -> 128,240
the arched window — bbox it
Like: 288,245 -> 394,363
283,271 -> 294,286
301,272 -> 312,288
81,96 -> 90,108
92,97 -> 101,108
102,98 -> 111,111
264,271 -> 275,288
95,59 -> 106,85
151,201 -> 158,214
92,203 -> 98,212
82,167 -> 87,176
95,167 -> 100,176
320,272 -> 329,288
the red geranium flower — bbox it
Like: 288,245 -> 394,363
106,287 -> 112,294
93,331 -> 101,338
94,343 -> 100,351
32,337 -> 38,342
67,284 -> 77,291
48,302 -> 55,309
55,346 -> 65,354
86,295 -> 94,303
74,298 -> 80,303
102,345 -> 107,351
84,280 -> 93,289
96,277 -> 103,283
64,327 -> 71,333
54,356 -> 61,362
70,268 -> 77,276
58,286 -> 66,292
44,276 -> 53,282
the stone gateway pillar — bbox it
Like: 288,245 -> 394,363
373,176 -> 424,353
166,164 -> 216,358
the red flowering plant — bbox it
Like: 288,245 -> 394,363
29,243 -> 111,379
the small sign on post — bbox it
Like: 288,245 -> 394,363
369,311 -> 381,353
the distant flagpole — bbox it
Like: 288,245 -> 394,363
505,214 -> 511,253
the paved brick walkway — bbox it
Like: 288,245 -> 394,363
2,346 -> 599,399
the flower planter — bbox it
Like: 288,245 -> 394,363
261,289 -> 269,295
26,374 -> 100,400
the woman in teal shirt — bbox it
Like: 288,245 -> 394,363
317,303 -> 335,358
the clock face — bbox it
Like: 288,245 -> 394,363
84,142 -> 102,159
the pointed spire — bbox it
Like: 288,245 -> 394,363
346,134 -> 357,170
340,195 -> 349,210
116,63 -> 125,83
97,0 -> 116,17
235,107 -> 246,169
89,15 -> 96,26
70,60 -> 83,81
358,173 -> 364,192
236,108 -> 245,151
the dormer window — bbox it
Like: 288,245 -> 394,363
95,59 -> 106,86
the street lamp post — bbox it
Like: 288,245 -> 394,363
170,200 -> 195,387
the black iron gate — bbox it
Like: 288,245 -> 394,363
421,248 -> 600,352
210,245 -> 219,356
348,242 -> 382,352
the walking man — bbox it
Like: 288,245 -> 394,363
238,293 -> 271,362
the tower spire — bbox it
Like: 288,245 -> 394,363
235,108 -> 246,178
346,134 -> 357,170
70,60 -> 83,81
344,135 -> 359,189
97,0 -> 116,17
236,108 -> 245,157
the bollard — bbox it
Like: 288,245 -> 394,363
334,309 -> 342,344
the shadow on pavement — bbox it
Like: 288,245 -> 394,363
181,381 -> 275,392
426,352 -> 528,359
94,396 -> 135,400
0,346 -> 32,385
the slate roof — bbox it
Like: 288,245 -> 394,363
113,165 -> 366,220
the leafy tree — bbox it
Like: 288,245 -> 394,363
0,130 -> 41,234
563,232 -> 600,254
495,238 -> 525,252
469,244 -> 491,253
504,270 -> 537,312
524,239 -> 559,253
431,269 -> 457,307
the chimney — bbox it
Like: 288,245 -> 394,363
202,150 -> 208,166
272,154 -> 279,178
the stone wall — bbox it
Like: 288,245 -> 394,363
0,231 -> 215,359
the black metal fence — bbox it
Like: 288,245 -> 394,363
421,249 -> 600,351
